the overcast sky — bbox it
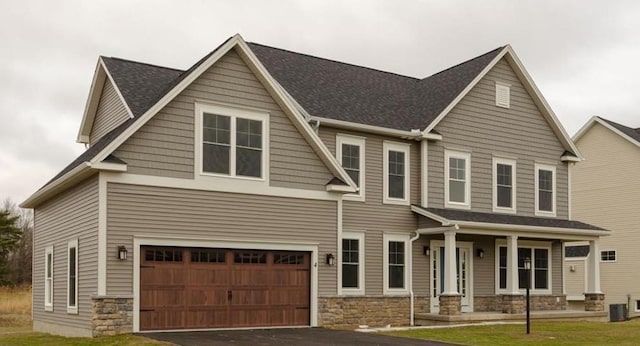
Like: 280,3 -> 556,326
2,0 -> 640,205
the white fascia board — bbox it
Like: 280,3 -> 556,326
314,116 -> 431,141
20,163 -> 93,208
410,205 -> 450,225
578,116 -> 640,149
89,161 -> 128,172
76,60 -> 107,144
326,184 -> 357,193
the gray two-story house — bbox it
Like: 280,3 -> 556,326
22,34 -> 608,337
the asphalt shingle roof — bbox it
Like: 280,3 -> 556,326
599,117 -> 640,144
416,206 -> 607,231
41,40 -> 504,191
248,42 -> 504,130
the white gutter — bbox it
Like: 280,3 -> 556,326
408,231 -> 420,326
312,116 -> 442,141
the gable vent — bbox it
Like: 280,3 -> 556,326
495,82 -> 511,108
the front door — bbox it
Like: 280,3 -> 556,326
430,241 -> 473,313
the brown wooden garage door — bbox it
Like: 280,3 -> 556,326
140,246 -> 310,330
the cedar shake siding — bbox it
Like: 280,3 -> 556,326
32,176 -> 99,336
318,126 -> 421,295
428,58 -> 569,218
112,49 -> 333,190
89,79 -> 129,145
106,183 -> 338,296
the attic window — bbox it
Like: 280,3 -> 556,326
495,82 -> 511,108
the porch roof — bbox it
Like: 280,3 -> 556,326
412,205 -> 610,240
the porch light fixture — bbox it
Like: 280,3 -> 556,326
423,246 -> 430,256
326,253 -> 335,266
524,257 -> 531,334
117,246 -> 128,261
477,249 -> 485,259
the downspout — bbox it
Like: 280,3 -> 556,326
409,231 -> 421,326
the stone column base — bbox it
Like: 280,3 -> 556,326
501,294 -> 525,314
438,294 -> 462,315
91,296 -> 133,336
584,293 -> 605,312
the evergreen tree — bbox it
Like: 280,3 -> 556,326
0,209 -> 20,285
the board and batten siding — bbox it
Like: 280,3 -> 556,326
572,122 -> 640,311
318,126 -> 421,295
106,183 -> 338,296
32,176 -> 99,335
89,79 -> 129,145
428,58 -> 569,218
112,48 -> 333,190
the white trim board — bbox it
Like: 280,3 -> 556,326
132,236 -> 320,332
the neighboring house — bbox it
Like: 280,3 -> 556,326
566,116 -> 640,316
21,34 -> 608,337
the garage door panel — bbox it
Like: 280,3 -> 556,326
140,246 -> 310,330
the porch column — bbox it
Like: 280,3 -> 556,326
439,229 -> 461,315
505,235 -> 519,295
585,239 -> 605,311
443,230 -> 458,295
502,235 -> 525,314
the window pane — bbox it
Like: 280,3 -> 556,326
538,169 -> 553,211
342,264 -> 358,288
203,113 -> 230,144
46,253 -> 52,278
518,248 -> 532,289
539,191 -> 552,211
236,118 -> 262,149
388,150 -> 405,199
346,169 -> 359,186
236,147 -> 261,177
499,268 -> 507,289
449,158 -> 465,180
203,143 -> 230,174
342,144 -> 360,188
449,181 -> 465,202
497,186 -> 512,207
389,265 -> 404,288
388,241 -> 405,289
389,175 -> 404,199
69,247 -> 76,306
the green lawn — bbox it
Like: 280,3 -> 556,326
0,316 -> 168,346
387,319 -> 640,345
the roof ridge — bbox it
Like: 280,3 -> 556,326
247,42 -> 420,81
421,46 -> 506,80
101,56 -> 184,72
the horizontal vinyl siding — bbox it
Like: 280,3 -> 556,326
572,123 -> 640,308
318,127 -> 419,295
428,58 -> 569,218
106,183 -> 338,296
32,176 -> 99,331
552,241 -> 562,295
113,49 -> 333,190
90,79 -> 129,145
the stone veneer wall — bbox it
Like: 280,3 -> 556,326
91,296 -> 133,336
475,295 -> 567,312
319,296 -> 430,328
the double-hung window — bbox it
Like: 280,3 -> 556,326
535,164 -> 556,216
445,150 -> 471,209
497,243 -> 551,293
493,157 -> 516,213
341,231 -> 365,294
197,103 -> 268,180
383,233 -> 409,294
383,141 -> 410,205
336,135 -> 365,201
67,239 -> 78,314
44,246 -> 54,311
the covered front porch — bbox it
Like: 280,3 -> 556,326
410,206 -> 609,321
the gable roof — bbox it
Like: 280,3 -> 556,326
23,35 -> 581,207
574,116 -> 640,148
248,42 -> 503,131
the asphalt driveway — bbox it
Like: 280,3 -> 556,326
144,327 -> 453,346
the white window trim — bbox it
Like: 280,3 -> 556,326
445,150 -> 471,209
336,134 -> 365,202
383,233 -> 410,295
494,239 -> 552,295
383,141 -> 410,205
194,102 -> 270,184
44,245 -> 54,312
635,300 -> 640,312
534,163 -> 556,217
340,231 -> 365,295
599,249 -> 617,263
495,81 -> 511,108
67,239 -> 78,314
492,157 -> 517,214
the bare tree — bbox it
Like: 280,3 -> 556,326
2,198 -> 33,286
